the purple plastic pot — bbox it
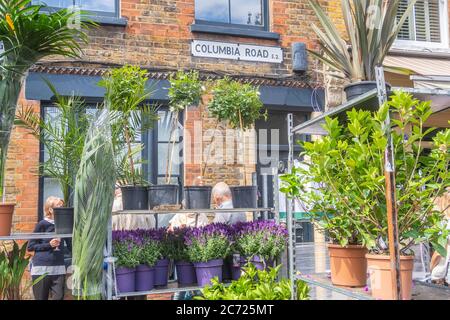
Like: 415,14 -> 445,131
116,267 -> 136,293
250,255 -> 274,271
154,258 -> 170,286
194,259 -> 224,287
175,261 -> 197,285
135,264 -> 155,292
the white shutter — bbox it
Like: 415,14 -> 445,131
397,0 -> 443,43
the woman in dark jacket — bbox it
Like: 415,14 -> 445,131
27,196 -> 71,300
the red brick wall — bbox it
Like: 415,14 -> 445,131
5,88 -> 40,233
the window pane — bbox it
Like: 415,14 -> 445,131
195,0 -> 229,23
80,0 -> 115,13
43,178 -> 64,204
158,143 -> 181,175
32,0 -> 74,7
230,0 -> 264,26
158,111 -> 180,142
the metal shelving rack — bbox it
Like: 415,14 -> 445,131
0,233 -> 72,241
105,207 -> 279,300
285,66 -> 450,300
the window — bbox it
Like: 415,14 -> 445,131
38,104 -> 182,218
195,0 -> 267,29
396,0 -> 449,48
32,0 -> 119,17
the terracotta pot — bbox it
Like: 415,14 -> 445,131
327,244 -> 368,287
0,203 -> 15,236
366,254 -> 414,300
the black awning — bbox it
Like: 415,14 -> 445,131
25,72 -> 324,110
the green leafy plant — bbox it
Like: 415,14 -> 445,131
0,0 -> 91,200
165,70 -> 203,183
184,224 -> 231,263
307,0 -> 416,82
16,81 -> 90,206
196,263 -> 310,300
281,91 -> 450,256
112,230 -> 141,269
99,65 -> 158,187
0,241 -> 45,300
71,110 -> 117,300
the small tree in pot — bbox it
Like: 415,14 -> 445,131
208,78 -> 266,208
99,65 -> 158,210
307,0 -> 417,100
16,82 -> 90,234
153,70 -> 204,209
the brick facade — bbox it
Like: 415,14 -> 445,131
7,0 -> 340,231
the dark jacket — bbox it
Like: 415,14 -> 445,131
27,220 -> 72,267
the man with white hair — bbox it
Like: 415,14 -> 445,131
212,182 -> 247,225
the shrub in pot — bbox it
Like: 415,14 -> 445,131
208,78 -> 266,201
282,91 -> 450,297
99,65 -> 158,210
17,83 -> 91,234
167,227 -> 197,285
233,221 -> 288,274
134,229 -> 161,292
185,223 -> 232,287
307,0 -> 416,100
112,230 -> 140,293
0,1 -> 89,236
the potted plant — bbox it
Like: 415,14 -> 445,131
281,91 -> 450,297
185,223 -> 231,287
196,263 -> 310,300
16,83 -> 90,234
208,77 -> 266,208
99,65 -> 158,211
0,0 -> 89,236
150,70 -> 204,209
307,0 -> 416,100
150,227 -> 171,287
112,230 -> 141,293
134,229 -> 161,292
233,221 -> 288,273
0,241 -> 45,300
71,109 -> 116,299
167,227 -> 197,285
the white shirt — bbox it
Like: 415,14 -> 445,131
111,195 -> 156,231
213,200 -> 247,225
169,213 -> 209,228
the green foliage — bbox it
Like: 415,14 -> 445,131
281,91 -> 450,255
234,233 -> 286,261
99,65 -> 158,186
16,81 -> 90,205
196,263 -> 310,300
168,70 -> 203,112
307,0 -> 417,82
72,110 -> 116,300
113,240 -> 140,269
0,241 -> 45,300
0,0 -> 91,199
208,77 -> 266,130
138,240 -> 161,267
186,237 -> 230,263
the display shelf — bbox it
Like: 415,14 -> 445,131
113,208 -> 275,215
0,232 -> 72,241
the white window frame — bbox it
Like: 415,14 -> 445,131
393,0 -> 449,50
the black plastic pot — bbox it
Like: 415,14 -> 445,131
121,186 -> 148,210
148,184 -> 179,209
184,186 -> 212,209
344,81 -> 391,101
230,186 -> 258,209
53,207 -> 74,234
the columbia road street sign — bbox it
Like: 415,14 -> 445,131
191,40 -> 283,64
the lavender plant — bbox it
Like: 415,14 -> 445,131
112,230 -> 141,269
184,224 -> 232,263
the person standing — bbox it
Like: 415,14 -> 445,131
212,182 -> 247,225
28,196 -> 71,300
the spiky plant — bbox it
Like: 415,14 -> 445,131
0,0 -> 91,200
72,109 -> 116,300
307,0 -> 417,82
